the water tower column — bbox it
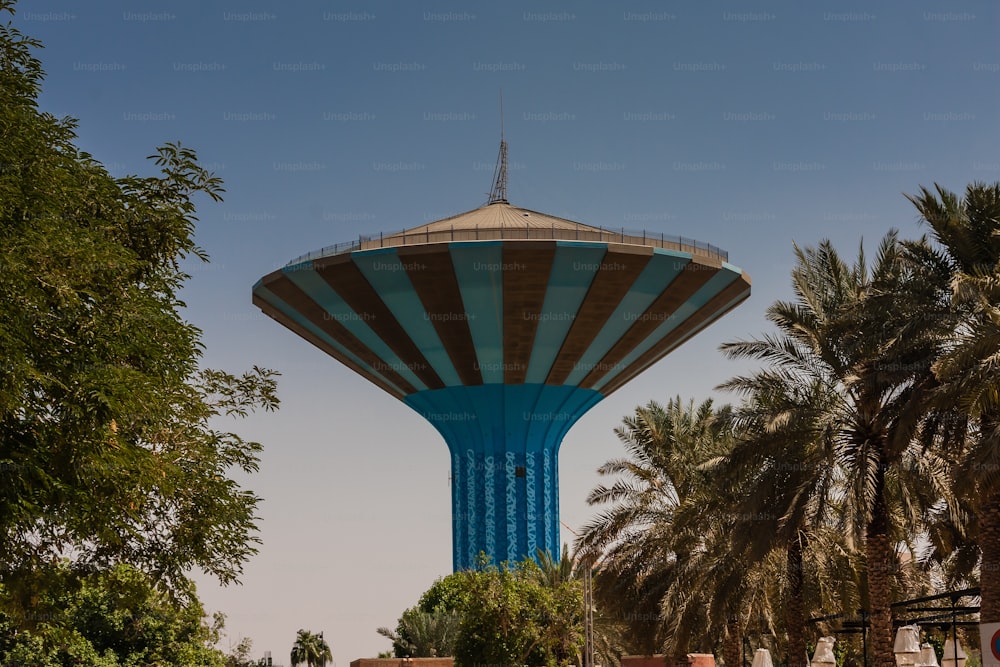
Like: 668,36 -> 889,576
407,383 -> 601,571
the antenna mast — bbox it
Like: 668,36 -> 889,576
488,91 -> 508,204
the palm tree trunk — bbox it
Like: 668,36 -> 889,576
866,486 -> 896,667
785,538 -> 807,667
670,618 -> 694,667
723,615 -> 741,667
980,487 -> 1000,622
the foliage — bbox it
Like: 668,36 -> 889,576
382,556 -> 584,667
0,561 -> 226,666
0,0 -> 278,598
377,607 -> 461,658
225,635 -> 271,667
0,3 -> 280,663
903,182 -> 1000,621
578,197 -> 1000,666
575,398 -> 736,663
290,629 -> 332,667
417,570 -> 476,615
717,232 -> 958,667
452,559 -> 584,667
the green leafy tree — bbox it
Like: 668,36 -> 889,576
0,0 -> 277,598
383,557 -> 584,667
452,559 -> 584,667
416,570 -> 475,615
0,561 -> 227,666
290,630 -> 332,667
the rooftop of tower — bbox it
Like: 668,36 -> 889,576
287,201 -> 730,266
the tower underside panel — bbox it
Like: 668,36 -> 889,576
406,384 -> 601,570
254,240 -> 749,401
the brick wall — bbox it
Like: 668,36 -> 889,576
350,658 -> 454,667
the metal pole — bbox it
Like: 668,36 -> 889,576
583,557 -> 594,667
862,609 -> 869,667
951,595 -> 958,667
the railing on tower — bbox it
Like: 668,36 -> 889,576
286,224 -> 730,266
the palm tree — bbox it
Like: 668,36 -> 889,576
709,366 -> 846,667
533,543 -> 631,667
666,482 -> 782,667
719,234 -> 955,667
576,397 -> 735,666
290,629 -> 332,667
533,543 -> 576,587
377,608 -> 460,658
904,182 -> 1000,622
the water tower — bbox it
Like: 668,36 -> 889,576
252,141 -> 751,570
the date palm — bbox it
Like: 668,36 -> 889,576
377,608 -> 460,658
720,233 -> 954,667
667,475 -> 783,667
904,181 -> 1000,621
290,629 -> 332,667
706,377 -> 842,667
576,397 -> 734,666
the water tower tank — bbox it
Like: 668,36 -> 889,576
253,170 -> 750,570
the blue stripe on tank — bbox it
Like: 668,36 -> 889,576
524,243 -> 607,383
565,249 -> 689,385
638,285 -> 751,364
283,264 -> 428,391
351,249 -> 462,386
592,267 -> 741,392
449,243 -> 504,383
253,284 -> 406,395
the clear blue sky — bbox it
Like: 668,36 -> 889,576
14,0 -> 1000,663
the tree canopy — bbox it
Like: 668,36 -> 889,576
0,561 -> 228,666
0,0 -> 277,594
577,186 -> 1000,667
1,1 -> 278,662
381,555 -> 585,667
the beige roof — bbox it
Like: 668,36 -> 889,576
287,201 -> 730,264
388,202 -> 606,237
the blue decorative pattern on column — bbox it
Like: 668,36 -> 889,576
484,454 -> 496,559
525,452 -> 537,557
505,451 -> 517,563
407,384 -> 599,570
543,448 -> 553,556
465,449 -> 477,569
451,453 -> 462,571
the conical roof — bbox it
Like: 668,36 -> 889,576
290,200 -> 730,265
394,202 -> 606,236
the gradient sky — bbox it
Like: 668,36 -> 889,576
13,1 -> 1000,663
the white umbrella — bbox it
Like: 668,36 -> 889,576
942,637 -> 967,667
894,625 -> 921,667
752,649 -> 774,667
812,637 -> 836,667
917,643 -> 940,667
